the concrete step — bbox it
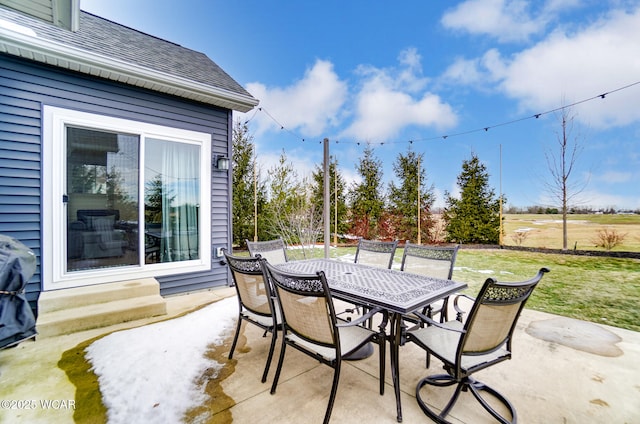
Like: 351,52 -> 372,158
38,278 -> 161,314
36,279 -> 167,337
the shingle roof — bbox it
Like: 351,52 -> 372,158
0,6 -> 258,111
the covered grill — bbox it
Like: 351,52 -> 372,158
0,235 -> 37,349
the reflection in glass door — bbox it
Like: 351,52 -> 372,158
66,127 -> 139,272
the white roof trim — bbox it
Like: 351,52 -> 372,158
0,23 -> 259,112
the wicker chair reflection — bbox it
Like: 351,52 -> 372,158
246,237 -> 288,265
405,268 -> 549,424
223,249 -> 280,383
263,262 -> 386,424
401,243 -> 459,323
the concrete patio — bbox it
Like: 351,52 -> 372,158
1,286 -> 639,423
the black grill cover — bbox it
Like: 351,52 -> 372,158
0,235 -> 37,349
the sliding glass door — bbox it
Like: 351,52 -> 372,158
44,106 -> 212,289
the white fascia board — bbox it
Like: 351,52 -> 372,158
0,25 -> 259,112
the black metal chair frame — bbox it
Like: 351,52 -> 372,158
264,261 -> 387,424
246,237 -> 288,264
400,243 -> 459,323
223,249 -> 280,383
406,268 -> 549,424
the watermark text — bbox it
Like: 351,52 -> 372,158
1,399 -> 76,410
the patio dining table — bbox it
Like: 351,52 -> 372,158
275,258 -> 467,422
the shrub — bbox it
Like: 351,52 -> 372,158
592,228 -> 627,251
511,230 -> 530,246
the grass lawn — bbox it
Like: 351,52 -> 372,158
284,245 -> 640,332
451,248 -> 640,332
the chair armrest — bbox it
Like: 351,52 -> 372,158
453,293 -> 475,322
411,310 -> 466,333
336,307 -> 383,328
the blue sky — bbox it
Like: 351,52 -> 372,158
82,0 -> 640,210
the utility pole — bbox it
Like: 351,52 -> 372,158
323,138 -> 330,258
417,155 -> 421,244
253,154 -> 258,242
499,144 -> 503,246
334,161 -> 338,247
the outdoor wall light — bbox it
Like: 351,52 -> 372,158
214,155 -> 230,171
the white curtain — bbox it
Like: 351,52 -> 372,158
153,139 -> 200,262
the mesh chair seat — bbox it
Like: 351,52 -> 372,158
246,237 -> 288,264
286,323 -> 378,362
408,320 -> 510,372
406,268 -> 550,424
242,307 -> 282,328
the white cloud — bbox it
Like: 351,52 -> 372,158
441,0 -> 551,42
584,190 -> 640,210
441,48 -> 506,86
396,48 -> 430,93
255,148 -> 318,184
342,49 -> 458,141
500,7 -> 640,128
241,60 -> 348,138
595,171 -> 633,184
432,187 -> 447,209
537,188 -> 640,210
442,6 -> 640,129
238,49 -> 456,144
441,57 -> 485,86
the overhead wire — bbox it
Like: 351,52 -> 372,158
247,80 -> 640,147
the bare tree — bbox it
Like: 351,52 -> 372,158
544,106 -> 588,250
265,152 -> 322,258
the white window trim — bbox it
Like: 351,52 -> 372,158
43,106 -> 212,291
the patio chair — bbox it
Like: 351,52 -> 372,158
401,243 -> 459,323
350,238 -> 398,324
223,249 -> 280,383
246,237 -> 288,265
263,261 -> 386,424
405,268 -> 550,424
354,238 -> 398,269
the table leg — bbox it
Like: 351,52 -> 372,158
389,313 -> 403,422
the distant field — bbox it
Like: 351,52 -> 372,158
502,213 -> 640,252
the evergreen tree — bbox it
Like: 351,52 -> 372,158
267,150 -> 303,218
388,149 -> 435,243
231,120 -> 267,247
144,175 -> 168,224
310,156 -> 348,242
443,153 -> 502,244
348,146 -> 386,239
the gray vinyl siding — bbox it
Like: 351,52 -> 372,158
0,54 -> 233,308
0,0 -> 53,24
